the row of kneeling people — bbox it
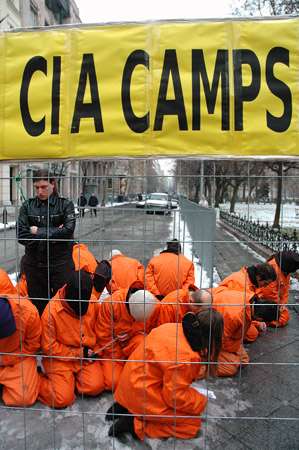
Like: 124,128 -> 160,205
16,239 -> 296,331
17,239 -> 195,315
0,248 -> 298,441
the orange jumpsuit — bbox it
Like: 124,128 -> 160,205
211,287 -> 251,377
0,297 -> 41,406
145,252 -> 195,297
72,243 -> 101,299
95,287 -> 160,390
16,274 -> 28,297
256,257 -> 290,327
158,287 -> 250,377
115,323 -> 207,440
158,289 -> 191,325
109,253 -> 145,293
16,244 -> 101,300
219,267 -> 259,342
0,269 -> 17,297
39,287 -> 104,408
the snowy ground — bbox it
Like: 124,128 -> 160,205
220,202 -> 298,228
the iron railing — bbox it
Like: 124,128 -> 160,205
220,210 -> 298,252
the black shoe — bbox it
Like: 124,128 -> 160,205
108,414 -> 136,438
105,402 -> 129,422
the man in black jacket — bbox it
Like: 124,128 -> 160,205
17,170 -> 76,314
88,193 -> 99,217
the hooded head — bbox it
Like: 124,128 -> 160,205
94,260 -> 111,292
128,290 -> 158,322
0,297 -> 16,338
166,239 -> 181,254
182,309 -> 223,361
247,263 -> 276,288
65,270 -> 93,317
274,251 -> 299,274
251,297 -> 279,322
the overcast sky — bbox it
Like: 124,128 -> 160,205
75,0 -> 234,24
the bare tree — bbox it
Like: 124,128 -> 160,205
232,0 -> 299,16
266,161 -> 299,227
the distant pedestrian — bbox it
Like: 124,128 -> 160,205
88,193 -> 99,217
78,193 -> 87,217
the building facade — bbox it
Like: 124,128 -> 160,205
0,0 -> 81,206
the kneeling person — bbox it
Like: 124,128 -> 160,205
0,296 -> 41,406
39,270 -> 105,408
107,310 -> 223,440
95,282 -> 159,391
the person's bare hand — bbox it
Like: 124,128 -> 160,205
30,226 -> 38,234
58,224 -> 64,229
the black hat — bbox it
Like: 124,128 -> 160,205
274,251 -> 299,274
166,239 -> 181,254
0,297 -> 16,338
65,270 -> 92,316
94,260 -> 111,292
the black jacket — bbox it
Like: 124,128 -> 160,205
88,195 -> 99,207
17,194 -> 76,266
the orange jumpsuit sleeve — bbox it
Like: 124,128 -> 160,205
23,305 -> 41,355
41,309 -> 81,359
162,363 -> 207,415
182,263 -> 195,290
95,301 -> 124,359
224,318 -> 244,353
16,275 -> 28,298
0,269 -> 17,296
145,262 -> 160,296
158,303 -> 177,326
269,307 -> 290,328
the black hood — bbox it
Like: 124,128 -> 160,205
274,251 -> 299,274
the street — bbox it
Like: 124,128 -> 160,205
0,204 -> 298,449
0,205 -> 173,275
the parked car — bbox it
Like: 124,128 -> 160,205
143,192 -> 171,215
170,197 -> 179,209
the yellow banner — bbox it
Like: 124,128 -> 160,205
0,18 -> 298,160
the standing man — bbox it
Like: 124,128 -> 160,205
78,192 -> 87,217
88,193 -> 99,217
17,169 -> 76,315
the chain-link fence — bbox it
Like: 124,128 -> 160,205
0,158 -> 298,449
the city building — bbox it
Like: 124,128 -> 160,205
0,0 -> 81,206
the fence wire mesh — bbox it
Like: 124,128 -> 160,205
0,157 -> 298,450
